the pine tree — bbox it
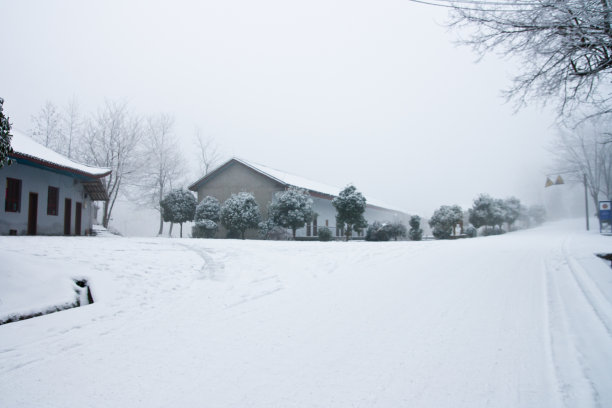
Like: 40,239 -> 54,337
160,189 -> 197,238
332,185 -> 367,241
0,98 -> 14,169
408,215 -> 423,241
268,187 -> 314,239
220,192 -> 261,239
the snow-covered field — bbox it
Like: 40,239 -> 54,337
0,219 -> 611,407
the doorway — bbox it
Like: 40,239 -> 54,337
64,198 -> 72,235
75,202 -> 82,236
27,193 -> 38,235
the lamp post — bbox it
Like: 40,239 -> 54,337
545,172 -> 589,231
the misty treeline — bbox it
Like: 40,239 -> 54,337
29,99 -> 220,233
446,0 -> 612,208
428,195 -> 546,240
552,119 -> 612,214
448,0 -> 612,124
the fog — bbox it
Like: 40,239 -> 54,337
1,0 -> 562,234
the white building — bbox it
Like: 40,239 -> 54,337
189,158 -> 410,239
0,131 -> 110,235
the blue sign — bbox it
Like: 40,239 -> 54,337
600,201 -> 612,221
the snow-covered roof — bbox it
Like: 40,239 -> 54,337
190,157 -> 407,214
9,130 -> 111,179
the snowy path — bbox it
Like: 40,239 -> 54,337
0,220 -> 610,407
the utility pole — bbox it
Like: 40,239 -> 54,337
584,173 -> 590,231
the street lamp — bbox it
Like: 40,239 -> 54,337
545,172 -> 589,231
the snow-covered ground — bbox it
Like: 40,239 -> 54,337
0,219 -> 610,407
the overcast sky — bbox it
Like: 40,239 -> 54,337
1,0 -> 557,219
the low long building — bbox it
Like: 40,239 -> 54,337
189,157 -> 409,239
0,131 -> 110,236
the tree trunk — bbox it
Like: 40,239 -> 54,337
241,230 -> 245,240
169,222 -> 174,237
292,228 -> 296,239
158,212 -> 164,236
103,201 -> 110,228
180,223 -> 183,238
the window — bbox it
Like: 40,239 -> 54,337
47,186 -> 59,215
313,217 -> 318,236
5,178 -> 22,212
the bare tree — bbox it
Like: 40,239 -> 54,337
62,96 -> 81,159
134,114 -> 185,235
446,0 -> 612,119
79,101 -> 142,228
31,100 -> 63,151
194,127 -> 220,176
552,119 -> 612,213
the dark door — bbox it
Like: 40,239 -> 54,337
64,198 -> 72,235
27,193 -> 38,235
75,202 -> 82,236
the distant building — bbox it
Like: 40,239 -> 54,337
0,131 -> 110,235
189,157 -> 409,239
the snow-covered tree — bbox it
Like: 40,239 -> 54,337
502,197 -> 522,231
408,215 -> 423,241
0,98 -> 14,169
134,114 -> 185,235
79,101 -> 143,228
465,225 -> 478,238
220,192 -> 261,239
193,196 -> 221,238
468,194 -> 505,232
365,221 -> 389,241
268,187 -> 314,239
528,205 -> 547,226
160,189 -> 196,238
30,100 -> 63,151
387,221 -> 407,241
61,97 -> 80,159
258,218 -> 289,240
553,121 -> 612,215
449,0 -> 612,119
332,185 -> 367,241
193,219 -> 218,239
429,205 -> 463,239
193,127 -> 221,176
195,196 -> 221,223
317,226 -> 333,241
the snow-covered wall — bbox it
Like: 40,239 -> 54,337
0,162 -> 96,235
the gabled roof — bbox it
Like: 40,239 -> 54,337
189,157 -> 407,214
10,130 -> 111,178
8,130 -> 111,200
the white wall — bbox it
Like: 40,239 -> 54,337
0,162 -> 96,235
294,196 -> 410,238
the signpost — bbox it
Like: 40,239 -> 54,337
599,201 -> 612,234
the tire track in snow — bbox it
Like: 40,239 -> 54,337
561,238 -> 612,337
544,256 -> 596,407
544,233 -> 612,408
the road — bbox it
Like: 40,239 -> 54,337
0,220 -> 610,407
